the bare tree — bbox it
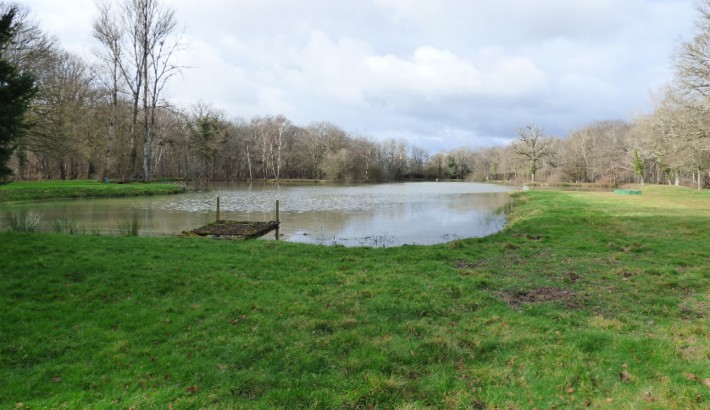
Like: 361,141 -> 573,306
302,122 -> 346,179
409,145 -> 428,177
92,0 -> 182,182
676,0 -> 710,105
142,0 -> 183,182
672,0 -> 710,188
512,124 -> 555,184
378,138 -> 409,180
93,0 -> 123,180
0,2 -> 55,73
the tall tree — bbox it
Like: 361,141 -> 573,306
674,0 -> 710,188
676,0 -> 710,104
186,102 -> 225,181
0,6 -> 36,180
27,51 -> 102,179
93,0 -> 123,180
512,124 -> 554,184
93,0 -> 182,182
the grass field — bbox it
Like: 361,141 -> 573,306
0,180 -> 184,202
1,185 -> 708,408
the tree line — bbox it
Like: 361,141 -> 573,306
1,0 -> 708,188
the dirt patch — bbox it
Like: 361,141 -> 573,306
513,233 -> 544,240
499,287 -> 578,308
456,260 -> 486,270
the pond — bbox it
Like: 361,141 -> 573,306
0,182 -> 514,247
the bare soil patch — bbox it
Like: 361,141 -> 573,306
499,287 -> 578,308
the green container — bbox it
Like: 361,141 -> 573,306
614,189 -> 642,195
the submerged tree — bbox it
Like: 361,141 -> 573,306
0,6 -> 36,180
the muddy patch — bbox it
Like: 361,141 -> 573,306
499,287 -> 578,309
456,260 -> 486,270
514,233 -> 544,241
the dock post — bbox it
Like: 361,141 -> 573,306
275,200 -> 280,240
216,196 -> 220,222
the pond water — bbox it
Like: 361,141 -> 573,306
1,182 -> 514,247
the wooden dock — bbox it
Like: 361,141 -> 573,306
180,198 -> 281,240
182,220 -> 279,239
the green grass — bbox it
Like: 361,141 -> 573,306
1,186 -> 708,409
0,180 -> 184,203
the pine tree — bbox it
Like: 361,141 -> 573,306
0,7 -> 36,180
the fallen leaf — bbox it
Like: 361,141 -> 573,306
620,370 -> 630,383
15,403 -> 24,409
566,387 -> 575,394
685,373 -> 698,381
51,377 -> 62,383
186,385 -> 200,393
704,378 -> 710,388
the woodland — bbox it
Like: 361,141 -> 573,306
1,0 -> 709,188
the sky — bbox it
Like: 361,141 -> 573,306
22,0 -> 697,153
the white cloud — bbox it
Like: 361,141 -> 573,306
22,0 -> 698,152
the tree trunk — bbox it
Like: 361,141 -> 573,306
141,1 -> 150,182
103,68 -> 117,181
246,145 -> 253,180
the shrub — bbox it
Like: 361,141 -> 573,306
4,211 -> 41,232
52,218 -> 80,234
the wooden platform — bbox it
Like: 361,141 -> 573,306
181,220 -> 279,239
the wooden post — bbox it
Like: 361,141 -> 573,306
275,200 -> 280,240
216,196 -> 220,222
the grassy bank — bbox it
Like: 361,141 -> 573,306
1,186 -> 708,409
0,180 -> 184,203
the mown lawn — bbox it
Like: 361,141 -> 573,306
0,180 -> 184,202
1,185 -> 708,409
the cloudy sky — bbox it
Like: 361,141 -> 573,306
23,0 -> 696,152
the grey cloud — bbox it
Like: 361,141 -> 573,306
24,0 -> 697,152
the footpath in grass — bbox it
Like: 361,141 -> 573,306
0,180 -> 184,203
0,186 -> 708,409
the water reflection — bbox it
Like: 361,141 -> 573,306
0,182 -> 513,247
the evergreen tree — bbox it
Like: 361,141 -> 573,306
633,148 -> 644,185
0,7 -> 36,180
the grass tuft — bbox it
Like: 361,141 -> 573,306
117,215 -> 141,236
3,211 -> 40,232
